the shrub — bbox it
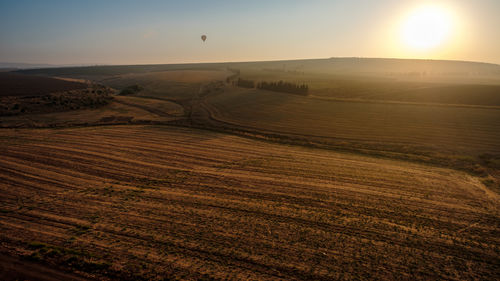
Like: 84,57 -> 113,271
119,85 -> 143,96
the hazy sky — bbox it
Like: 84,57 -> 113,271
1,0 -> 499,65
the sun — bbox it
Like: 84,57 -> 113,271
401,5 -> 453,50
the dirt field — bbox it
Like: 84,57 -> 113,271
0,72 -> 88,97
0,125 -> 498,280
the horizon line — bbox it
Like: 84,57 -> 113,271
3,56 -> 500,69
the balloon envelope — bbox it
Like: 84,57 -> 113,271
201,35 -> 207,42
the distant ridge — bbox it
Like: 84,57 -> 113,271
0,62 -> 58,69
0,62 -> 98,69
16,57 -> 500,84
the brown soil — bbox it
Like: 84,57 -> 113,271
0,254 -> 90,281
0,125 -> 498,280
0,72 -> 87,97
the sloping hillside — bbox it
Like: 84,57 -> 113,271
0,125 -> 498,280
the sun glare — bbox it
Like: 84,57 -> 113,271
401,5 -> 453,50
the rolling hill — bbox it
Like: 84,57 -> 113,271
1,58 -> 499,280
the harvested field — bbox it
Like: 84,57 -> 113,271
238,69 -> 500,107
0,72 -> 87,97
0,125 -> 498,280
113,96 -> 184,118
206,88 -> 500,158
356,84 -> 500,106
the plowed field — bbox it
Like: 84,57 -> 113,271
1,125 -> 498,280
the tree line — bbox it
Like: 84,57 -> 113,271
236,78 -> 255,88
257,81 -> 308,95
235,78 -> 308,95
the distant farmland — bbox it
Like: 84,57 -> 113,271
206,88 -> 500,158
0,126 -> 498,280
11,64 -> 500,178
236,69 -> 500,107
0,72 -> 87,97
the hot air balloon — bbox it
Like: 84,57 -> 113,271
201,35 -> 207,42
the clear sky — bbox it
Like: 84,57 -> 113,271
1,0 -> 499,65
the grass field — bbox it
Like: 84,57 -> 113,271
0,125 -> 498,280
100,70 -> 229,101
0,95 -> 183,128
